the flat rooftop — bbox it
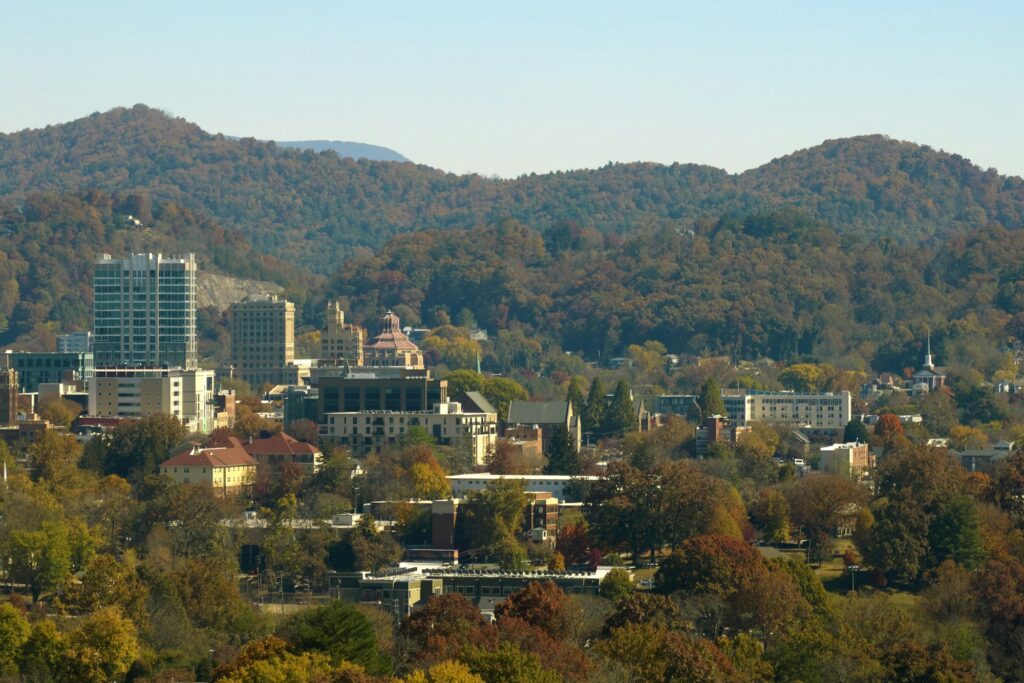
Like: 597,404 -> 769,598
447,473 -> 599,482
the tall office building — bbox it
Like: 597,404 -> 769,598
229,295 -> 295,386
93,253 -> 197,369
321,301 -> 364,366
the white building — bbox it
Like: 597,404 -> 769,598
321,395 -> 498,464
723,390 -> 851,430
445,473 -> 600,502
818,442 -> 873,477
88,367 -> 216,433
93,253 -> 198,369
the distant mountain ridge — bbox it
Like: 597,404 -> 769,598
273,139 -> 407,162
224,135 -> 408,162
1,104 -> 1022,273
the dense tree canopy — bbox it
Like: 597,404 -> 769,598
5,107 -> 1024,374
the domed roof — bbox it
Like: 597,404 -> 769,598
366,310 -> 419,350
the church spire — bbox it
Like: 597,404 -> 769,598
924,331 -> 934,369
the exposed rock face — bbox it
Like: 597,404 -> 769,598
196,272 -> 283,312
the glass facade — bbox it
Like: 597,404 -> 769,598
6,352 -> 94,392
93,253 -> 197,369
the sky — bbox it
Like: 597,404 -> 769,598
2,1 -> 1022,177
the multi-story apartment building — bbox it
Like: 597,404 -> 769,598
723,390 -> 852,431
322,301 -> 365,366
229,295 -> 296,387
56,332 -> 93,353
88,367 -> 216,433
320,393 -> 497,463
93,253 -> 197,369
4,351 -> 94,393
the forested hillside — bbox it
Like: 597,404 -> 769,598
2,193 -> 1023,374
327,210 -> 1024,374
0,191 -> 315,350
2,105 -> 1023,273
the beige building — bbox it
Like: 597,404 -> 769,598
230,295 -> 296,387
819,441 -> 873,477
363,311 -> 424,369
160,437 -> 256,495
88,367 -> 217,433
322,301 -> 365,366
321,393 -> 497,463
724,391 -> 852,430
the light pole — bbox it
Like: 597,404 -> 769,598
849,564 -> 859,593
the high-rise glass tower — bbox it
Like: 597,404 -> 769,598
93,253 -> 197,369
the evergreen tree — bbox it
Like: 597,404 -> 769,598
583,378 -> 606,436
928,496 -> 986,570
544,425 -> 579,475
697,378 -> 726,419
605,380 -> 636,435
843,418 -> 870,443
566,376 -> 587,417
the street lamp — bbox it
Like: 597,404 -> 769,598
849,564 -> 859,592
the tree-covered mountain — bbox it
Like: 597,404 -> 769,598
1,191 -> 1021,374
2,104 -> 1023,273
326,210 -> 1024,375
0,191 -> 317,350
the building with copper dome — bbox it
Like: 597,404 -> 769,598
363,311 -> 424,369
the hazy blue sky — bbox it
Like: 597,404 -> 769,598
2,1 -> 1021,177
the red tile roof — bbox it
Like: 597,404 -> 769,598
228,431 -> 321,457
365,310 -> 420,351
161,436 -> 257,469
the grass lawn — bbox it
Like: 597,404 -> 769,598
632,566 -> 657,582
799,538 -> 921,605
